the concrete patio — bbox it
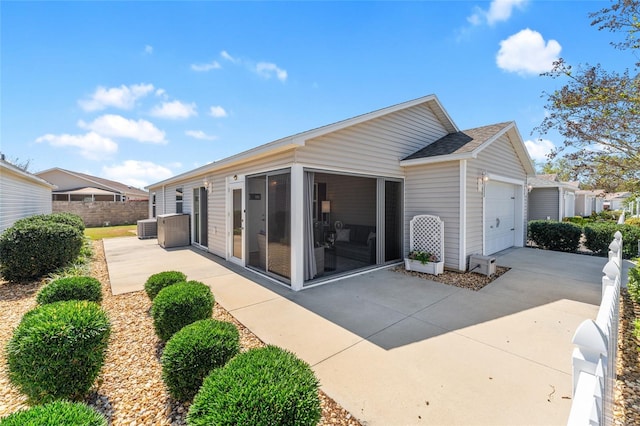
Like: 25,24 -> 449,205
104,237 -> 607,425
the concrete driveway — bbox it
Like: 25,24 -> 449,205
104,238 -> 606,425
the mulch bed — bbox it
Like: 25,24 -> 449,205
392,265 -> 510,291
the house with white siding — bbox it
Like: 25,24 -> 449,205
147,95 -> 535,290
575,189 -> 605,217
0,156 -> 55,234
527,174 -> 579,220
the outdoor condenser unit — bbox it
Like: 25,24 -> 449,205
137,218 -> 157,239
469,254 -> 496,277
157,214 -> 190,248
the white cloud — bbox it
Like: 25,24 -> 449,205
209,106 -> 228,118
150,100 -> 197,119
78,83 -> 155,111
191,61 -> 222,72
256,62 -> 288,82
468,0 -> 527,26
185,130 -> 217,140
496,29 -> 561,75
525,138 -> 556,161
144,45 -> 153,55
78,114 -> 166,144
102,160 -> 174,189
35,132 -> 118,160
220,50 -> 238,63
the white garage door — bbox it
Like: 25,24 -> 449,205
564,192 -> 575,218
485,181 -> 516,255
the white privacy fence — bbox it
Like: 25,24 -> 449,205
567,231 -> 622,426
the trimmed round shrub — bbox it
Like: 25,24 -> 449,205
161,319 -> 240,401
0,400 -> 107,426
528,220 -> 582,252
6,300 -> 111,403
36,276 -> 102,305
0,221 -> 84,282
187,345 -> 321,426
14,212 -> 85,232
584,222 -> 640,259
151,281 -> 213,341
144,270 -> 187,300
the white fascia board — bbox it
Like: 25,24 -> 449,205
1,161 -> 56,189
469,122 -> 536,176
400,152 -> 473,167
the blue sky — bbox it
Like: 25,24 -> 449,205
1,0 -> 631,189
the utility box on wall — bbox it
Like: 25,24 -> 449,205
469,254 -> 496,276
157,214 -> 190,248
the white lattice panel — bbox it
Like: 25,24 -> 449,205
409,215 -> 444,262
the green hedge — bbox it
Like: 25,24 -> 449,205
0,221 -> 84,282
583,223 -> 640,258
151,281 -> 214,341
37,276 -> 102,305
6,301 -> 111,403
14,212 -> 85,232
528,220 -> 582,253
188,345 -> 321,426
161,319 -> 240,401
144,270 -> 187,300
0,400 -> 107,426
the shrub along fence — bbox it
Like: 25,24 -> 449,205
567,231 -> 622,426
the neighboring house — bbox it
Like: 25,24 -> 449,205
604,191 -> 632,211
0,155 -> 55,234
527,174 -> 579,220
36,168 -> 149,227
147,94 -> 535,291
575,189 -> 605,217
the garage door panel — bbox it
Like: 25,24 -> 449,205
485,181 -> 516,255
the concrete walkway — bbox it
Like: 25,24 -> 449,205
103,237 -> 607,425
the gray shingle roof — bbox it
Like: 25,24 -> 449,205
402,122 -> 512,161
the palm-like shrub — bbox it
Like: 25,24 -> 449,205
161,319 -> 240,401
144,270 -> 187,300
187,345 -> 321,426
36,276 -> 102,305
151,281 -> 213,341
0,400 -> 107,425
6,301 -> 111,403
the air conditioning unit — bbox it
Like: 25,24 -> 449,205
157,214 -> 190,248
137,218 -> 157,239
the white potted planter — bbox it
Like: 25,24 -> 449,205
404,251 -> 444,275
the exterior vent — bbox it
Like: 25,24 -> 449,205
137,218 -> 157,239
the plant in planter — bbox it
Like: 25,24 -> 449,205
404,250 -> 444,275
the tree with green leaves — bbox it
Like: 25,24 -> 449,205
536,0 -> 640,190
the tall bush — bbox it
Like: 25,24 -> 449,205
0,221 -> 84,282
151,281 -> 213,341
6,300 -> 111,403
188,345 -> 321,426
528,220 -> 582,252
161,319 -> 240,401
583,223 -> 640,258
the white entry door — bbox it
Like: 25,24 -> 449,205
485,181 -> 516,255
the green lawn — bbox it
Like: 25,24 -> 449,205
84,225 -> 137,240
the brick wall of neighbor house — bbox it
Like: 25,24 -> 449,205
52,201 -> 149,227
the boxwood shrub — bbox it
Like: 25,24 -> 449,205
14,212 -> 85,232
144,270 -> 187,300
187,345 -> 321,426
528,220 -> 582,253
151,281 -> 213,341
0,221 -> 84,282
36,276 -> 102,305
0,400 -> 107,426
6,300 -> 111,403
161,319 -> 240,401
583,223 -> 640,259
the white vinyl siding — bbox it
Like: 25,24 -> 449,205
0,165 -> 52,233
299,104 -> 448,177
529,188 -> 560,221
404,161 -> 461,270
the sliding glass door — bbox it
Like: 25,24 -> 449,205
193,187 -> 208,247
